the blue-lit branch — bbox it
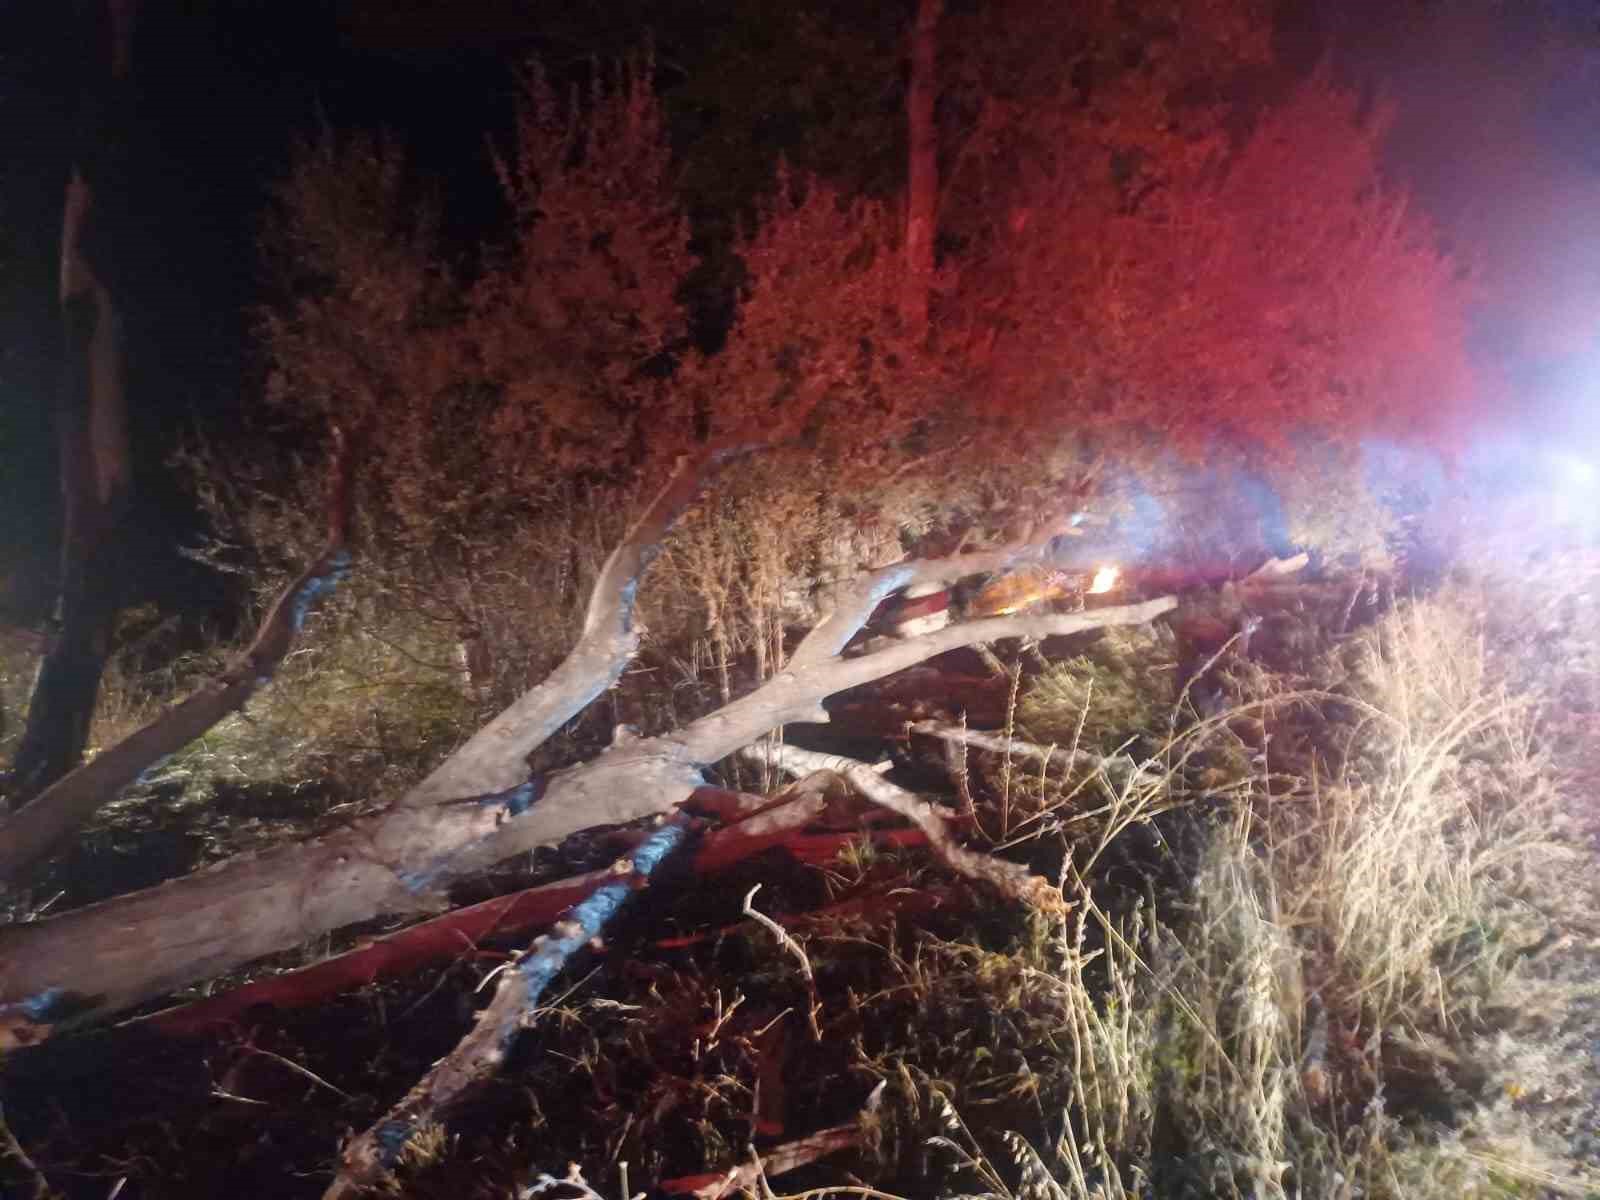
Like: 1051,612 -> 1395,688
323,816 -> 694,1200
0,425 -> 355,885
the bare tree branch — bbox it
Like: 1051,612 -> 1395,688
0,527 -> 1169,1035
746,742 -> 1063,912
675,595 -> 1177,764
790,542 -> 1047,668
322,815 -> 694,1200
395,445 -> 743,809
660,1124 -> 862,1197
908,720 -> 1133,775
0,427 -> 355,883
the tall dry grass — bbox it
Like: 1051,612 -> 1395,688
929,578 -> 1594,1200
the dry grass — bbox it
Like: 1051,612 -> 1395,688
0,626 -> 39,768
8,431 -> 1598,1198
921,568 -> 1599,1200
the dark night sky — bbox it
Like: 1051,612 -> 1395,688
3,0 -> 1599,624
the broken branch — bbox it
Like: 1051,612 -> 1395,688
660,1124 -> 861,1198
745,743 -> 1064,913
908,720 -> 1134,775
323,815 -> 694,1200
0,426 -> 355,884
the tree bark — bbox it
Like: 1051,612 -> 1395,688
900,0 -> 941,337
128,788 -> 810,1038
6,0 -> 138,809
0,517 -> 1171,1035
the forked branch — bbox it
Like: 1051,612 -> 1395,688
0,504 -> 1169,1035
395,444 -> 747,809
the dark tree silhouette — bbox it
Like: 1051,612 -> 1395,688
6,0 -> 138,809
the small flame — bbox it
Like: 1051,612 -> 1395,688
1087,565 -> 1119,595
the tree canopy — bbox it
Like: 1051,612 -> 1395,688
251,1 -> 1479,549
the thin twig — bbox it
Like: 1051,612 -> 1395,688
236,1044 -> 352,1100
743,885 -> 822,1042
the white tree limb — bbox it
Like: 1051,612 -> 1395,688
0,507 -> 1168,1033
745,742 -> 1065,913
395,446 -> 741,808
908,720 -> 1134,775
0,427 -> 355,883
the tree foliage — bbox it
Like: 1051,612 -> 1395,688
681,176 -> 935,460
476,61 -> 694,478
256,127 -> 459,541
204,2 -> 1487,779
254,0 -> 1479,502
974,74 -> 1475,453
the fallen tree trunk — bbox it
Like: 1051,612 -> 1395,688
0,447 -> 733,1033
0,484 -> 1171,1035
132,787 -> 823,1038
